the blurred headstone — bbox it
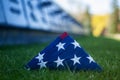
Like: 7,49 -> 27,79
24,0 -> 83,34
53,0 -> 87,22
0,1 -> 5,24
23,0 -> 49,30
2,0 -> 27,27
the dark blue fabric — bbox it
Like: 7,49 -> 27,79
25,33 -> 102,71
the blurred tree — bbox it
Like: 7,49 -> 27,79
112,0 -> 119,33
83,6 -> 91,35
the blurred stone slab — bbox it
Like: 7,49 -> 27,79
2,0 -> 28,27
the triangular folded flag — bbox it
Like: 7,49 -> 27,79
25,32 -> 102,71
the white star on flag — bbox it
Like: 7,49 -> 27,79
54,57 -> 64,67
71,40 -> 81,49
37,60 -> 47,69
87,55 -> 95,64
35,53 -> 44,62
56,42 -> 66,51
71,55 -> 81,65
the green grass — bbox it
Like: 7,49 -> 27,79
0,36 -> 120,80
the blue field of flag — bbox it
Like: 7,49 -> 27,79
25,32 -> 102,71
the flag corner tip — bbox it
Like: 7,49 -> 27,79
60,32 -> 68,39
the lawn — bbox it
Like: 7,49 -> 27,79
0,36 -> 120,80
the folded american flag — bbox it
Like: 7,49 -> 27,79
25,32 -> 102,71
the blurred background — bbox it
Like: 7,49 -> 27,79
0,0 -> 120,45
